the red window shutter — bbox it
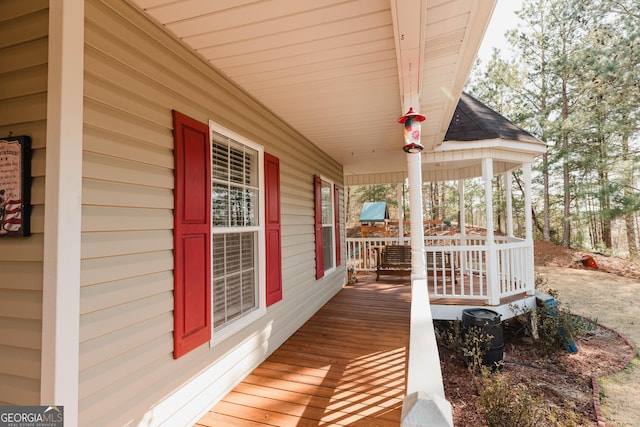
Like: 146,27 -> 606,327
334,184 -> 341,267
265,153 -> 282,306
314,175 -> 324,279
172,110 -> 211,359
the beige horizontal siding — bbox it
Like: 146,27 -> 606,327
84,126 -> 173,168
0,6 -> 47,47
80,312 -> 172,371
81,230 -> 173,259
81,270 -> 173,314
82,206 -> 173,232
80,335 -> 170,399
78,0 -> 346,424
0,318 -> 41,351
28,205 -> 45,234
80,291 -> 173,343
0,345 -> 40,380
0,93 -> 47,125
0,0 -> 47,23
82,179 -> 173,209
0,39 -> 48,74
0,374 -> 40,406
31,147 -> 46,176
0,0 -> 47,406
80,251 -> 173,286
83,151 -> 173,188
0,262 -> 43,290
0,290 -> 42,320
84,99 -> 171,149
0,64 -> 48,100
30,177 -> 45,204
0,121 -> 47,150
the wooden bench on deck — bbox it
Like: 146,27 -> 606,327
375,245 -> 412,281
375,244 -> 456,283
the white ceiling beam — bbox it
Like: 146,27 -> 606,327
391,0 -> 426,112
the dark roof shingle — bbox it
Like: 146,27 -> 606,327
445,92 -> 541,143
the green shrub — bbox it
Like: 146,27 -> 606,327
434,319 -> 463,353
476,369 -> 545,427
476,369 -> 580,427
435,320 -> 494,373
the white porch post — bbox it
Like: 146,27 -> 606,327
505,172 -> 514,238
407,153 -> 426,278
41,0 -> 83,425
482,158 -> 500,305
397,182 -> 404,244
402,150 -> 452,427
458,179 -> 466,274
523,163 -> 535,295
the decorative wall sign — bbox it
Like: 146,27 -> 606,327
0,136 -> 31,237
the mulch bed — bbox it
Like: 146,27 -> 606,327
438,318 -> 636,427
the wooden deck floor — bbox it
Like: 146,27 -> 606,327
195,275 -> 411,427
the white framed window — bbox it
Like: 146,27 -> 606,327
320,177 -> 336,274
209,120 -> 266,344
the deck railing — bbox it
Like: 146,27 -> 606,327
401,277 -> 453,426
346,234 -> 535,304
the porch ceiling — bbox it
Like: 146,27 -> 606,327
129,0 -> 496,180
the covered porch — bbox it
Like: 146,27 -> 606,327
346,93 -> 545,321
196,276 -> 411,426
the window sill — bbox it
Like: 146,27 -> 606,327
210,306 -> 266,346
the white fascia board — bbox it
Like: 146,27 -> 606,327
436,138 -> 547,155
391,0 -> 426,111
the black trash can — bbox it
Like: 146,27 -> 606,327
462,308 -> 503,370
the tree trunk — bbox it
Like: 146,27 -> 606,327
561,79 -> 571,248
543,153 -> 551,241
600,171 -> 612,249
439,183 -> 446,221
622,132 -> 639,259
514,172 -> 544,237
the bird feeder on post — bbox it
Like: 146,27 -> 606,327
398,107 -> 426,153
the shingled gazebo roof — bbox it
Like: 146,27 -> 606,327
444,92 -> 541,144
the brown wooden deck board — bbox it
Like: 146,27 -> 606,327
195,276 -> 410,427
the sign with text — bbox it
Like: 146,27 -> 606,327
0,136 -> 31,237
0,406 -> 63,427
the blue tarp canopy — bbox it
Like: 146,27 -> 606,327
359,202 -> 389,223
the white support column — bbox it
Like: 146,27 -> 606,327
505,172 -> 514,238
41,0 -> 84,425
482,158 -> 500,305
523,163 -> 535,295
458,179 -> 466,274
483,159 -> 495,244
397,182 -> 404,244
407,153 -> 426,278
458,179 -> 466,236
402,151 -> 452,427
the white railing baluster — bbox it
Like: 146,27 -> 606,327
346,235 -> 535,301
